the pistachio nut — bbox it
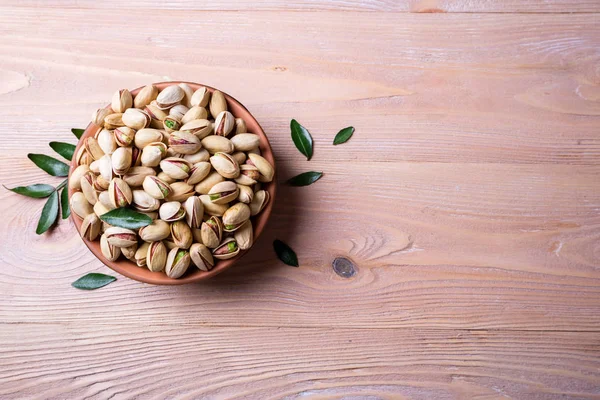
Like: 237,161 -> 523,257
179,119 -> 212,139
105,227 -> 137,248
248,147 -> 261,156
208,181 -> 239,205
168,131 -> 201,154
183,149 -> 210,164
157,171 -> 177,184
231,133 -> 260,152
80,171 -> 98,205
111,146 -> 132,175
75,146 -> 92,167
237,184 -> 254,204
111,89 -> 133,113
235,117 -> 247,134
177,83 -> 193,108
70,192 -> 93,219
139,211 -> 158,220
108,178 -> 133,208
200,216 -> 223,248
160,157 -> 191,180
132,189 -> 160,212
201,135 -> 234,154
194,171 -> 225,195
169,104 -> 189,121
96,154 -> 114,182
100,233 -> 121,261
159,201 -> 186,222
156,85 -> 184,109
214,111 -> 235,137
209,90 -> 227,117
234,220 -> 253,250
142,175 -> 172,199
123,166 -> 156,187
84,137 -> 105,161
98,190 -> 113,210
104,113 -> 125,130
134,242 -> 150,267
231,151 -> 247,166
163,115 -> 181,134
166,182 -> 194,202
185,161 -> 211,185
200,194 -> 228,216
165,248 -> 191,279
122,108 -> 151,130
80,213 -> 101,241
89,160 -> 100,174
250,190 -> 270,216
134,84 -> 158,109
181,106 -> 208,125
112,127 -> 134,147
247,153 -> 274,183
69,165 -> 90,190
92,108 -> 112,126
146,241 -> 167,272
222,202 -> 251,231
97,128 -> 117,155
93,201 -> 110,217
141,142 -> 167,167
94,175 -> 110,191
132,147 -> 142,167
190,243 -> 214,271
184,196 -> 203,229
213,238 -> 239,260
191,87 -> 210,108
121,243 -> 138,261
234,164 -> 259,185
134,128 -> 163,149
210,152 -> 240,179
163,235 -> 178,250
139,219 -> 171,242
145,102 -> 168,129
171,220 -> 192,249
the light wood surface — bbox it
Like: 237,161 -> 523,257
1,2 -> 599,399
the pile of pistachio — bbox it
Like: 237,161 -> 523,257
69,83 -> 273,278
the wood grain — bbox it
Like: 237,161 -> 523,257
0,4 -> 599,399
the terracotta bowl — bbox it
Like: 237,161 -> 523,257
69,82 -> 276,285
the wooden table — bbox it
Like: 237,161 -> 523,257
1,1 -> 599,398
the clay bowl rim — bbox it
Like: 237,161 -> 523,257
68,81 -> 276,285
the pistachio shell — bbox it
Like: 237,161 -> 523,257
93,201 -> 110,217
104,113 -> 125,130
111,89 -> 133,113
84,137 -> 105,161
179,119 -> 212,139
184,196 -> 204,229
209,90 -> 227,117
156,85 -> 184,109
212,238 -> 239,260
97,128 -> 117,155
80,213 -> 101,241
92,108 -> 113,126
145,103 -> 168,128
200,194 -> 228,216
80,172 -> 98,205
178,83 -> 194,108
143,176 -> 172,200
75,146 -> 92,167
200,216 -> 223,248
123,166 -> 156,187
169,104 -> 189,121
70,192 -> 93,219
123,108 -> 151,130
231,151 -> 247,165
159,201 -> 186,222
157,171 -> 177,184
139,219 -> 171,242
96,154 -> 113,182
165,248 -> 191,278
181,106 -> 208,125
105,227 -> 137,248
231,134 -> 260,152
210,152 -> 240,179
98,191 -> 113,210
132,189 -> 160,212
134,242 -> 150,267
111,146 -> 132,175
69,165 -> 90,190
108,178 -> 133,208
248,153 -> 274,182
191,87 -> 210,108
100,233 -> 121,261
121,243 -> 138,261
222,202 -> 251,231
237,184 -> 254,204
160,157 -> 192,180
235,118 -> 247,134
208,181 -> 239,205
190,243 -> 214,271
234,220 -> 253,250
141,142 -> 167,167
166,182 -> 195,202
214,111 -> 235,137
163,115 -> 181,134
168,131 -> 201,154
185,161 -> 211,185
146,241 -> 167,272
250,190 -> 270,216
134,128 -> 163,149
201,135 -> 234,154
171,220 -> 192,249
194,171 -> 225,195
134,84 -> 158,109
183,149 -> 210,164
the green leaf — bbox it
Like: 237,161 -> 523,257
72,273 -> 116,290
36,190 -> 59,234
4,183 -> 55,198
290,119 -> 313,160
273,239 -> 299,267
333,126 -> 354,145
27,154 -> 69,177
99,207 -> 153,229
49,141 -> 76,161
72,128 -> 85,140
60,186 -> 70,219
287,171 -> 323,187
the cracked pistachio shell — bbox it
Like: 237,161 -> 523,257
146,241 -> 167,272
131,146 -> 142,167
200,194 -> 228,216
132,189 -> 160,212
84,137 -> 105,161
234,220 -> 253,250
157,171 -> 177,184
156,85 -> 184,109
190,243 -> 214,271
166,182 -> 195,202
98,190 -> 114,210
93,201 -> 110,217
94,175 -> 110,191
231,151 -> 247,166
178,83 -> 194,108
231,134 -> 260,152
209,90 -> 227,117
92,108 -> 113,126
105,227 -> 137,248
80,171 -> 98,205
122,243 -> 138,262
108,178 -> 133,208
135,129 -> 163,149
104,113 -> 125,130
208,181 -> 239,205
191,87 -> 210,108
123,166 -> 156,188
114,127 -> 136,147
111,89 -> 133,113
250,190 -> 270,216
145,102 -> 168,129
69,165 -> 90,190
141,142 -> 167,167
97,128 -> 117,155
237,184 -> 254,204
100,233 -> 121,261
210,152 -> 240,179
201,135 -> 234,154
75,146 -> 92,167
235,118 -> 247,134
165,248 -> 191,279
214,111 -> 235,137
163,115 -> 181,134
194,171 -> 225,195
200,216 -> 223,248
123,108 -> 151,130
184,196 -> 203,229
171,220 -> 192,249
213,238 -> 239,260
97,154 -> 114,182
134,84 -> 158,109
180,119 -> 212,139
160,157 -> 191,180
248,153 -> 274,183
222,202 -> 251,231
80,213 -> 101,241
234,164 -> 259,185
70,192 -> 93,219
143,175 -> 172,200
181,106 -> 208,125
185,161 -> 211,185
184,149 -> 210,164
159,201 -> 186,222
169,104 -> 189,121
111,146 -> 132,175
168,131 -> 201,155
134,242 -> 150,267
139,219 -> 170,242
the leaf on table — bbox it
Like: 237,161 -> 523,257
99,207 -> 153,229
60,186 -> 70,219
27,154 -> 69,177
273,239 -> 299,267
72,273 -> 116,290
290,119 -> 313,160
287,171 -> 323,187
4,183 -> 55,198
71,128 -> 85,140
333,126 -> 355,145
36,190 -> 59,234
49,141 -> 76,161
